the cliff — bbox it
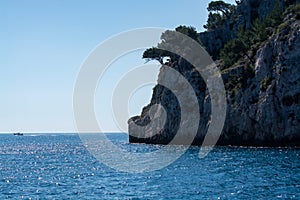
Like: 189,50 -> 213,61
128,0 -> 300,146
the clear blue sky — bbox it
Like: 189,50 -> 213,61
0,0 -> 236,133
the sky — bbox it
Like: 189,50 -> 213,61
0,0 -> 236,133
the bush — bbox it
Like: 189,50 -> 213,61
204,0 -> 235,30
220,27 -> 252,69
260,77 -> 273,91
220,0 -> 284,70
143,26 -> 200,64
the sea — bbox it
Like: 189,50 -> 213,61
0,133 -> 299,199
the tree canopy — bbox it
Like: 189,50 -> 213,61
204,0 -> 235,30
143,26 -> 200,64
220,0 -> 285,69
207,0 -> 235,18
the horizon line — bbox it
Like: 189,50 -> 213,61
0,131 -> 126,134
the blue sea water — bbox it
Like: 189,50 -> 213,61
0,133 -> 299,199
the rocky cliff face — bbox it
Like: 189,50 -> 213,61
199,0 -> 288,59
128,0 -> 300,146
220,15 -> 300,145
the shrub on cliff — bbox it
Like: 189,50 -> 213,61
204,0 -> 235,30
143,26 -> 200,64
220,0 -> 285,69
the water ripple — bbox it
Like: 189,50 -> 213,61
0,133 -> 299,199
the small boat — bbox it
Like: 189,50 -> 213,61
13,132 -> 23,136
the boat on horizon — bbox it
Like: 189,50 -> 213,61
13,132 -> 23,136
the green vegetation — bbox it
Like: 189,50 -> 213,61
143,0 -> 299,75
143,25 -> 200,64
207,0 -> 235,17
220,27 -> 253,69
260,77 -> 273,91
204,1 -> 235,30
204,13 -> 224,30
282,1 -> 300,20
220,0 -> 285,70
277,21 -> 290,33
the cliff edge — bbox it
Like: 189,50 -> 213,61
128,0 -> 300,146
